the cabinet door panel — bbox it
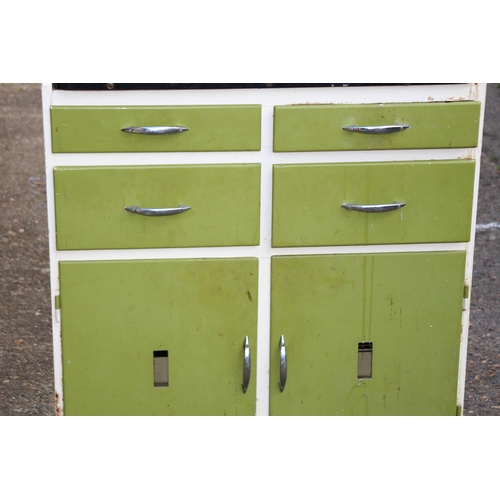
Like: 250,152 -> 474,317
59,258 -> 258,415
270,252 -> 466,415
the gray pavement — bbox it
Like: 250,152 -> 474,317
0,83 -> 498,415
464,84 -> 500,415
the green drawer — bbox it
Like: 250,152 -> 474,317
51,105 -> 261,152
273,101 -> 481,151
272,160 -> 475,247
54,164 -> 261,250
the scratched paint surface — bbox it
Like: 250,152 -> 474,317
270,252 -> 466,416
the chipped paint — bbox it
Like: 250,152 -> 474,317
289,102 -> 337,106
55,392 -> 63,416
468,83 -> 480,101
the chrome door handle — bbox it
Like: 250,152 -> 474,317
242,336 -> 251,394
121,126 -> 189,135
279,335 -> 287,392
124,204 -> 192,216
341,202 -> 406,213
342,124 -> 410,134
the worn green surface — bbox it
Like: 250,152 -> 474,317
272,160 -> 475,247
270,252 -> 466,415
273,101 -> 481,151
59,258 -> 258,416
51,105 -> 261,152
54,164 -> 261,250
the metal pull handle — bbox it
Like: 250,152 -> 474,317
341,202 -> 406,213
124,204 -> 192,216
242,336 -> 251,394
279,335 -> 287,392
121,126 -> 189,135
342,124 -> 410,134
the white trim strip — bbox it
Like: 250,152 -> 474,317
54,243 -> 469,262
50,148 -> 476,167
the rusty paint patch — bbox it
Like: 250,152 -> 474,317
444,96 -> 466,102
469,83 -> 480,101
55,392 -> 63,416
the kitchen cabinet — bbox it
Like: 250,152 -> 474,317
42,83 -> 486,416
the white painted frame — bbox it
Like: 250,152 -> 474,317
42,83 -> 487,416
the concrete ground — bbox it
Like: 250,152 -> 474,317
0,83 -> 499,415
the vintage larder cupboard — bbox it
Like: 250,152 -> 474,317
42,83 -> 486,416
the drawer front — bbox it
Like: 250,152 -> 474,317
54,164 -> 260,250
273,101 -> 481,151
272,160 -> 475,247
51,105 -> 261,152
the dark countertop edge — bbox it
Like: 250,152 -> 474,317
53,83 -> 449,91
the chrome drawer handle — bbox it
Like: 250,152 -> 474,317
124,204 -> 192,216
341,202 -> 406,213
121,126 -> 189,135
242,336 -> 251,394
342,124 -> 410,134
279,335 -> 287,392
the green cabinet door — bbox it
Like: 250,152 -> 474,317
59,258 -> 258,415
270,252 -> 466,416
